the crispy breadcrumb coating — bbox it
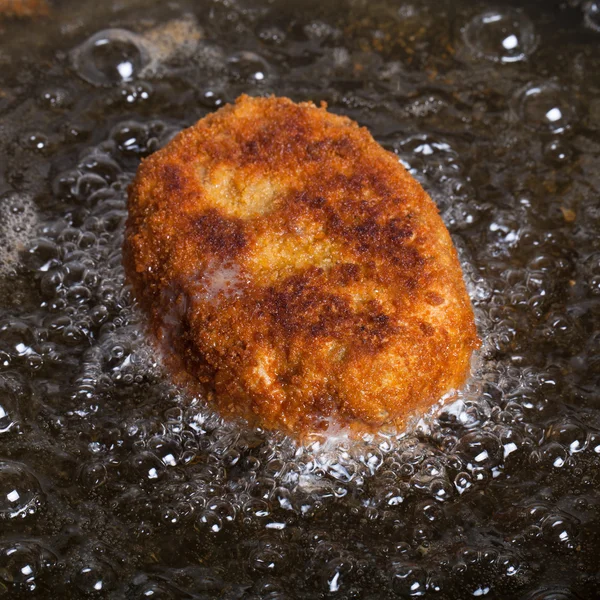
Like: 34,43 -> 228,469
124,95 -> 480,435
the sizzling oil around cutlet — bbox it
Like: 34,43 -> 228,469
0,0 -> 599,597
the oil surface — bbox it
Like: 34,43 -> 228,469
0,0 -> 599,598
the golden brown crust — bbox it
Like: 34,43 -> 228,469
124,95 -> 480,435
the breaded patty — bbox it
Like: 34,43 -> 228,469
124,95 -> 479,435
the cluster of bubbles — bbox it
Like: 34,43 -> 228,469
0,0 -> 599,597
390,135 -> 481,232
0,193 -> 37,278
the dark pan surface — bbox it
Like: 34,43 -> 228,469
0,0 -> 599,597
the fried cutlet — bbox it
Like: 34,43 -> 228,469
124,95 -> 480,435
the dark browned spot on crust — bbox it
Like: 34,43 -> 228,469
420,322 -> 435,337
426,292 -> 445,306
193,209 -> 247,258
161,164 -> 185,194
259,272 -> 395,352
125,94 -> 480,436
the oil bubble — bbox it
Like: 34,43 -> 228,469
543,139 -> 573,165
390,562 -> 428,596
513,82 -> 575,133
539,443 -> 568,469
321,556 -> 356,593
453,432 -> 503,472
462,9 -> 537,63
0,540 -> 55,592
541,514 -> 577,550
583,1 -> 600,32
227,51 -> 271,83
71,29 -> 150,87
0,374 -> 31,435
110,120 -> 178,157
128,451 -> 165,483
250,543 -> 285,573
0,402 -> 14,433
206,499 -> 236,523
547,421 -> 587,454
79,462 -> 108,490
198,88 -> 225,109
454,471 -> 473,494
0,462 -> 43,519
198,510 -> 223,533
72,562 -> 115,595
